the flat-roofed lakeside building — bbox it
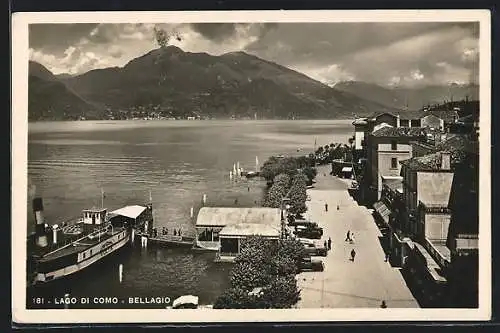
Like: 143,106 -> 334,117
194,207 -> 281,252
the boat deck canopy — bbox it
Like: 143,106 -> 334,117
110,205 -> 147,219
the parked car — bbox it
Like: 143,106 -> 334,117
298,257 -> 324,272
294,225 -> 323,239
299,239 -> 327,256
288,220 -> 319,228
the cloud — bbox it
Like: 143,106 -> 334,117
28,22 -> 479,87
189,23 -> 277,42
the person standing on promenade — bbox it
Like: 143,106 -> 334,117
325,203 -> 328,212
324,240 -> 328,250
350,249 -> 356,262
345,230 -> 351,242
380,300 -> 387,308
328,237 -> 332,250
337,204 -> 340,210
350,233 -> 355,244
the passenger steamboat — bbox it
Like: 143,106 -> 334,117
27,196 -> 153,286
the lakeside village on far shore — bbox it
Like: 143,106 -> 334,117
27,100 -> 479,309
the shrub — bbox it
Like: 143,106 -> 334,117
215,236 -> 304,309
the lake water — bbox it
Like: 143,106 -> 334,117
26,120 -> 353,308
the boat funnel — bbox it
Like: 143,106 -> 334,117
33,198 -> 48,248
52,224 -> 59,245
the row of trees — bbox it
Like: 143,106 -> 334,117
260,156 -> 316,185
213,236 -> 307,309
313,142 -> 354,165
260,156 -> 313,218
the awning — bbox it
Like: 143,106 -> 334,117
373,201 -> 391,224
341,167 -> 353,172
110,205 -> 147,219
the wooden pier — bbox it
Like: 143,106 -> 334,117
135,232 -> 195,247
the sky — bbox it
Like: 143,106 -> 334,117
29,22 -> 479,87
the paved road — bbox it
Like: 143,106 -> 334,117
296,166 -> 419,308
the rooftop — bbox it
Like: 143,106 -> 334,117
219,223 -> 280,237
195,207 -> 281,227
400,151 -> 464,171
400,134 -> 475,171
372,126 -> 428,138
428,110 -> 460,124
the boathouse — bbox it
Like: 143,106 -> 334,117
195,207 -> 281,252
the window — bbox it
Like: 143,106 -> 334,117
391,140 -> 397,150
391,158 -> 398,169
411,119 -> 421,127
400,119 -> 409,127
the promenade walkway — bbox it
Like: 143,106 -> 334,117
296,166 -> 419,308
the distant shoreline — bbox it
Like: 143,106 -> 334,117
28,118 -> 356,123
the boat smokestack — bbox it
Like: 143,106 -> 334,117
52,225 -> 59,245
33,197 -> 48,248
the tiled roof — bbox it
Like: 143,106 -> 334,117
400,134 -> 472,171
372,126 -> 427,138
368,110 -> 427,120
428,110 -> 459,124
398,110 -> 428,120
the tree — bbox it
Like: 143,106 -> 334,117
274,173 -> 291,189
277,238 -> 308,268
288,173 -> 308,216
215,236 -> 303,309
302,166 -> 317,186
261,275 -> 301,309
263,173 -> 290,208
230,261 -> 272,291
213,287 -> 256,309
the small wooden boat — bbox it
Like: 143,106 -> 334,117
245,171 -> 260,178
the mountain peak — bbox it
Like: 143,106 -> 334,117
29,61 -> 58,81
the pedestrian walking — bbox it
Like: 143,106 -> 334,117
178,229 -> 182,236
327,237 -> 332,250
350,233 -> 355,244
325,203 -> 328,212
345,230 -> 351,242
324,240 -> 328,249
350,249 -> 356,262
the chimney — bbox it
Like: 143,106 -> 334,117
441,152 -> 451,170
33,197 -> 48,248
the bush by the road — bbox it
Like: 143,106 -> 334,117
213,236 -> 305,309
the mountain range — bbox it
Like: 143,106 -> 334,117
333,80 -> 478,111
28,46 -> 478,121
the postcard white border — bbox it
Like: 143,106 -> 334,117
12,9 -> 491,324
